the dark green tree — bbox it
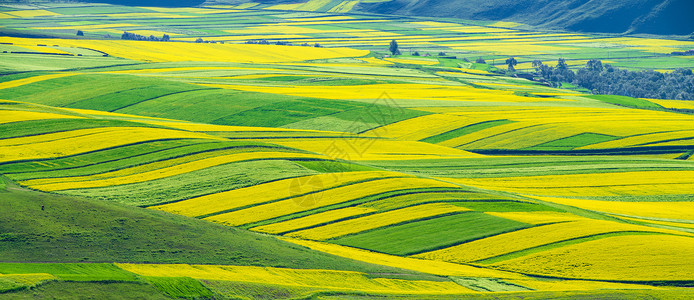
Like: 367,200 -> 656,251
475,57 -> 486,64
505,57 -> 517,72
557,58 -> 569,70
389,39 -> 400,55
76,30 -> 84,36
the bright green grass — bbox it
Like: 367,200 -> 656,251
364,156 -> 694,178
0,281 -> 171,300
479,232 -> 663,265
0,118 -> 162,140
7,142 -> 293,181
0,74 -> 197,108
360,191 -> 516,211
527,133 -> 620,151
240,187 -> 469,229
0,71 -> 50,82
332,212 -> 531,255
144,277 -> 214,299
295,160 -> 381,173
0,139 -> 211,174
585,94 -> 663,109
0,277 -> 25,293
450,277 -> 530,292
0,182 -> 415,274
421,120 -> 515,144
452,201 -> 565,212
114,88 -> 326,124
65,84 -> 209,112
210,98 -> 372,127
202,280 -> 319,300
0,54 -> 134,73
0,263 -> 137,282
58,159 -> 319,206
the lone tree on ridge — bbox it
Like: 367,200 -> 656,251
389,39 -> 401,55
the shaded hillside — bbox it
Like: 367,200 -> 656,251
357,0 -> 694,35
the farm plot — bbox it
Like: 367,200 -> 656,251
286,203 -> 470,240
116,263 -> 475,294
414,219 -> 690,264
203,177 -> 463,227
491,235 -> 694,281
331,212 -> 531,256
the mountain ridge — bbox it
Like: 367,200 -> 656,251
355,0 -> 694,35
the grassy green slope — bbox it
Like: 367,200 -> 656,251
0,177 -> 415,275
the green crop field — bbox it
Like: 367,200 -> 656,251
0,0 -> 693,299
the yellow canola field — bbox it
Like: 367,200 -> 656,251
360,114 -> 480,140
264,138 -> 481,160
152,171 -> 407,217
0,127 -> 223,163
205,177 -> 462,226
116,263 -> 475,294
484,211 -> 586,225
0,109 -> 81,125
25,151 -> 324,192
446,171 -> 694,196
492,235 -> 694,281
288,203 -> 470,240
647,99 -> 694,110
0,37 -> 368,63
0,73 -> 79,90
616,216 -> 694,230
384,57 -> 439,65
280,237 -> 526,279
579,130 -> 694,149
202,83 -> 566,103
6,9 -> 60,18
414,219 -> 690,263
33,23 -> 140,30
252,207 -> 377,234
510,278 -> 664,292
143,120 -> 340,134
0,273 -> 56,285
532,196 -> 694,221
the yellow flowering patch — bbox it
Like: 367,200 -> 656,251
361,114 -> 480,140
531,196 -> 694,221
288,203 -> 470,240
414,219 -> 689,263
492,235 -> 694,281
265,138 -> 481,160
251,207 -> 377,234
510,278 -> 664,291
0,127 -> 223,163
279,237 -> 525,279
647,99 -> 694,110
484,211 -> 585,225
0,109 -> 81,125
6,9 -> 60,18
0,37 -> 368,63
447,171 -> 694,196
152,171 -> 406,217
116,263 -> 474,294
25,151 -> 325,192
0,73 -> 79,90
384,57 -> 439,65
205,177 -> 461,226
203,82 -> 559,103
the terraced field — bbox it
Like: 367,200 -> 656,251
1,1 -> 693,299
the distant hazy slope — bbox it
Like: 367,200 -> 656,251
357,0 -> 694,35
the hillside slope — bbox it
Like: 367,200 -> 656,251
356,0 -> 694,35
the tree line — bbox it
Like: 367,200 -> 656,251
521,58 -> 693,100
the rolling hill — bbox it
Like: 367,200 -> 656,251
1,2 -> 694,299
357,0 -> 694,35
